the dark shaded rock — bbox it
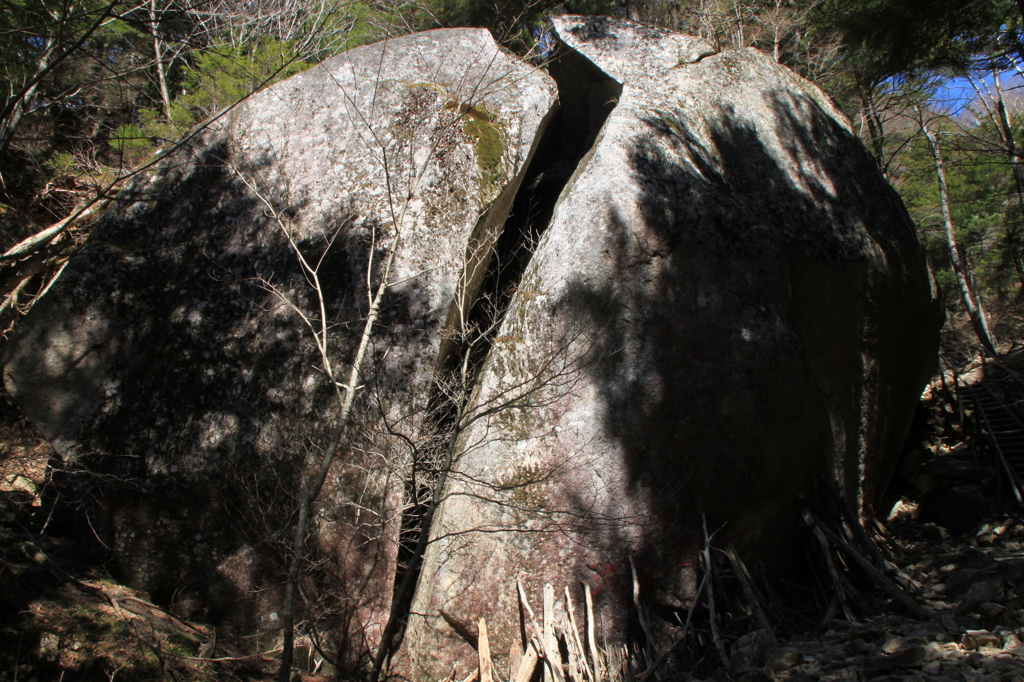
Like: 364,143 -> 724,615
976,601 -> 1006,624
945,568 -> 998,599
960,547 -> 998,569
734,667 -> 775,682
731,630 -> 779,672
783,673 -> 816,682
921,523 -> 946,542
982,657 -> 1023,675
997,557 -> 1024,584
917,487 -> 993,533
954,580 -> 1004,616
863,644 -> 926,670
888,645 -> 927,668
843,639 -> 869,656
770,647 -> 803,672
878,634 -> 903,655
3,15 -> 944,679
906,622 -> 946,641
908,458 -> 989,496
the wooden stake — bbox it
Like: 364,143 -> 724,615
563,631 -> 583,682
604,645 -> 620,682
518,581 -> 566,682
722,544 -> 776,645
583,583 -> 602,682
811,522 -> 854,622
565,586 -> 593,682
478,618 -> 493,682
628,556 -> 656,660
543,584 -> 557,682
817,474 -> 887,568
518,580 -> 538,624
702,514 -> 730,669
512,643 -> 540,682
510,639 -> 522,682
637,567 -> 709,682
803,509 -> 929,620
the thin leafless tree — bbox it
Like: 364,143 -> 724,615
918,106 -> 997,353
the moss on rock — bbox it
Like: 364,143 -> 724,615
445,100 -> 506,203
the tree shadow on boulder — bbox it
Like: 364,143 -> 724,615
558,88 -> 937,607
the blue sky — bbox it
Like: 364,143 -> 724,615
934,77 -> 976,115
933,70 -> 1024,119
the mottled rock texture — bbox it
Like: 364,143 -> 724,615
3,27 -> 556,666
403,15 -> 941,677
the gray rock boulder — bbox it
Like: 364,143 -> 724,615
731,629 -> 779,672
3,27 -> 556,665
402,15 -> 941,676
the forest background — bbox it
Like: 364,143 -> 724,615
2,0 -> 1023,359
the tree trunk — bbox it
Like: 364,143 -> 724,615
860,86 -> 887,176
920,113 -> 997,354
0,38 -> 57,157
274,232 -> 400,682
149,0 -> 173,121
989,73 -> 1024,298
0,0 -> 120,156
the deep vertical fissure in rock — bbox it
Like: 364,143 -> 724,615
384,41 -> 622,649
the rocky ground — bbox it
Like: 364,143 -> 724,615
721,354 -> 1024,682
732,510 -> 1024,682
0,399 -> 277,682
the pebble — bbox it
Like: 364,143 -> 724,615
963,630 -> 1002,650
769,648 -> 802,672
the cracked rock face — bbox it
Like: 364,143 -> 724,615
402,15 -> 941,677
2,27 -> 556,664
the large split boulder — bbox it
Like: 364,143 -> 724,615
3,28 -> 556,666
402,16 -> 942,676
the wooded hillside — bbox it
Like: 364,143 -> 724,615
2,0 -> 1023,357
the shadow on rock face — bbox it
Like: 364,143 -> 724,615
557,86 -> 939,599
4,138 -> 424,666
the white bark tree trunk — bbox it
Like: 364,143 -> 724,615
920,112 -> 997,353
